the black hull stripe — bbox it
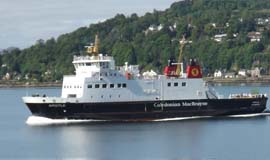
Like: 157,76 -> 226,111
25,98 -> 268,120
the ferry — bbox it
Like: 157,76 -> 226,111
22,35 -> 268,121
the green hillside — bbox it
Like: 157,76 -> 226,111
1,0 -> 270,82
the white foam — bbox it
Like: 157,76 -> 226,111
154,116 -> 213,122
227,112 -> 270,118
154,113 -> 270,122
26,116 -> 105,126
26,112 -> 270,125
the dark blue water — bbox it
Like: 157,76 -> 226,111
1,86 -> 270,159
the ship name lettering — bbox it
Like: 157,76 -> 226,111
182,102 -> 208,107
154,102 -> 208,107
48,104 -> 66,108
154,103 -> 181,107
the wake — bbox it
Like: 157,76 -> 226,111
26,116 -> 105,126
26,112 -> 270,126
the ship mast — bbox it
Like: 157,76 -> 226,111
176,36 -> 186,77
86,34 -> 100,55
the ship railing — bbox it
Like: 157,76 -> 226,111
73,55 -> 113,61
229,93 -> 267,99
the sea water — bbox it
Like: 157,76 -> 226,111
0,85 -> 270,159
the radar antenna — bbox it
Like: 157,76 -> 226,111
85,34 -> 100,55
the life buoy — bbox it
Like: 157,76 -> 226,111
191,68 -> 199,77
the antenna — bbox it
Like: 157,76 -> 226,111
85,34 -> 100,55
173,35 -> 192,77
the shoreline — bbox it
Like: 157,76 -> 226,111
0,81 -> 61,88
205,77 -> 270,85
1,77 -> 270,88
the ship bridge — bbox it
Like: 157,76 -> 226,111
61,34 -> 117,98
72,54 -> 115,77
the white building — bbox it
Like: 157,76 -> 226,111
251,67 -> 261,78
247,32 -> 262,42
213,34 -> 227,42
214,70 -> 223,78
238,69 -> 247,77
224,72 -> 236,79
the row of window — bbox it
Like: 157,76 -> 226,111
167,82 -> 186,87
64,86 -> 82,89
64,82 -> 185,89
88,83 -> 127,89
99,72 -> 121,77
75,62 -> 109,69
89,94 -> 122,99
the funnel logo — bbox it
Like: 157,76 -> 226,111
191,68 -> 199,77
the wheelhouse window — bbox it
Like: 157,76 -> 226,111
167,82 -> 171,87
68,94 -> 76,98
110,84 -> 114,88
174,82 -> 178,87
86,63 -> 91,66
117,84 -> 121,88
102,84 -> 107,88
88,84 -> 92,88
100,62 -> 109,69
122,83 -> 127,88
95,84 -> 100,88
182,82 -> 186,87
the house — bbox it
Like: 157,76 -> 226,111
214,70 -> 224,78
213,34 -> 227,42
256,18 -> 270,25
2,73 -> 11,80
238,69 -> 247,77
247,32 -> 262,42
144,24 -> 164,35
250,67 -> 261,78
148,24 -> 163,31
224,72 -> 236,78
